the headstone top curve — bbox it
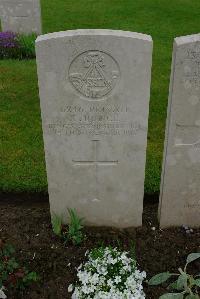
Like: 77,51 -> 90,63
174,33 -> 200,46
36,29 -> 152,44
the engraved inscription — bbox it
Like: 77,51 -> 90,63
184,47 -> 200,88
69,50 -> 120,99
184,197 -> 200,209
48,121 -> 144,136
184,203 -> 200,208
47,104 -> 146,137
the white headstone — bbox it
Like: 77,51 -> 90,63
36,29 -> 153,227
0,0 -> 41,34
159,34 -> 200,228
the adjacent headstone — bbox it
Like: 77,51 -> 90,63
159,34 -> 200,227
36,29 -> 153,227
0,0 -> 41,34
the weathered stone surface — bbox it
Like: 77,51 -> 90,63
36,29 -> 152,227
0,0 -> 41,34
159,34 -> 200,228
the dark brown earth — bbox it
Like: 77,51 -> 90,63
0,192 -> 200,299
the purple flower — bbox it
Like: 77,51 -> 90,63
0,30 -> 36,59
0,31 -> 19,48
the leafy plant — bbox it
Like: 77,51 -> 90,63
68,246 -> 146,298
52,214 -> 62,236
52,209 -> 85,245
148,253 -> 200,299
64,208 -> 85,245
0,240 -> 38,296
17,33 -> 36,58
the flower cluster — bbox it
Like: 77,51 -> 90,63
68,247 -> 146,299
0,31 -> 36,59
0,31 -> 19,48
0,31 -> 20,59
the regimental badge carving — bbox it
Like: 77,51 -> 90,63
69,50 -> 120,99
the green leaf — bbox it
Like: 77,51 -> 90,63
186,253 -> 200,265
7,258 -> 19,271
168,280 -> 179,290
177,273 -> 187,290
194,278 -> 200,287
70,209 -> 84,230
23,271 -> 38,282
159,293 -> 184,299
185,295 -> 200,299
67,208 -> 84,245
148,272 -> 173,285
52,214 -> 62,236
4,243 -> 15,256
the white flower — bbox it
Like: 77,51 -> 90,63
68,284 -> 74,292
77,270 -> 92,285
114,276 -> 121,284
90,273 -> 99,285
0,286 -> 7,299
107,279 -> 113,287
97,265 -> 108,275
77,263 -> 82,270
141,271 -> 146,279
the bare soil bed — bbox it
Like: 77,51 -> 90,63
0,193 -> 199,299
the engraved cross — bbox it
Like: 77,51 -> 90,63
175,123 -> 200,148
73,140 -> 118,166
72,140 -> 118,200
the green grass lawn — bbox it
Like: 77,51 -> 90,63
1,0 -> 200,193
